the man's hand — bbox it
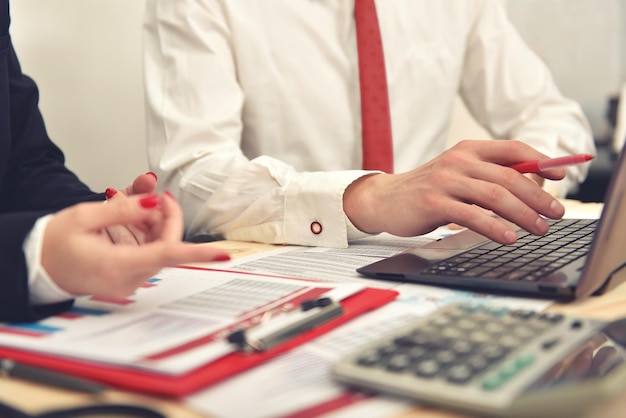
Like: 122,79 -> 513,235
121,171 -> 158,195
343,140 -> 566,245
104,172 -> 159,245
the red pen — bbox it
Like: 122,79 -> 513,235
509,153 -> 594,173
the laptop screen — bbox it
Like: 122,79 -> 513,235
576,143 -> 626,297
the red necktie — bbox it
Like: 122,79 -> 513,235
355,0 -> 394,173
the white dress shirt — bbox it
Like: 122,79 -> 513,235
143,0 -> 594,248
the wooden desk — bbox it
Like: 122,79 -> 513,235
2,200 -> 624,418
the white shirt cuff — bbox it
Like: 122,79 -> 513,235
23,214 -> 75,306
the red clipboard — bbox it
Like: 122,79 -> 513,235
0,287 -> 397,398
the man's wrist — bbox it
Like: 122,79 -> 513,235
343,172 -> 384,234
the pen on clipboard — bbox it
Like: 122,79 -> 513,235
227,297 -> 343,352
0,358 -> 107,393
509,153 -> 594,173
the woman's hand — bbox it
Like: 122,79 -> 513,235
41,192 -> 230,298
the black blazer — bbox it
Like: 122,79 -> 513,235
0,1 -> 103,322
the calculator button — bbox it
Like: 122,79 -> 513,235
451,340 -> 475,356
470,312 -> 493,324
466,355 -> 489,373
430,315 -> 453,327
357,350 -> 382,367
377,344 -> 398,357
394,335 -> 420,347
538,312 -> 564,323
407,332 -> 445,349
458,303 -> 482,314
499,335 -> 522,349
484,322 -> 506,334
514,353 -> 535,369
442,327 -> 465,340
485,306 -> 509,317
386,353 -> 412,372
480,345 -> 508,362
446,364 -> 475,384
414,359 -> 441,378
497,363 -> 518,380
435,350 -> 457,366
570,320 -> 583,329
407,346 -> 429,361
445,308 -> 470,320
417,323 -> 431,331
498,315 -> 523,327
511,310 -> 536,319
527,319 -> 553,332
482,374 -> 506,391
512,326 -> 536,340
468,331 -> 491,344
457,319 -> 478,331
541,338 -> 561,350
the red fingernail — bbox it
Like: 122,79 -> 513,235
146,171 -> 158,181
139,194 -> 159,208
214,253 -> 231,261
164,190 -> 175,199
105,188 -> 117,199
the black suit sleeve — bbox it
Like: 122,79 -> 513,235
0,211 -> 73,322
0,4 -> 103,322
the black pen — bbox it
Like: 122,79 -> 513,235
0,358 -> 107,394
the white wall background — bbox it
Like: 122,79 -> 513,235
506,0 -> 626,141
11,0 -> 148,192
9,1 -> 625,192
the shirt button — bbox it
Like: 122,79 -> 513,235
310,221 -> 323,235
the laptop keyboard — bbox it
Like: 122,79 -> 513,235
423,219 -> 597,282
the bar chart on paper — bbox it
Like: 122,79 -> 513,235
0,267 -> 364,376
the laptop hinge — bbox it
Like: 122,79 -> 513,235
592,262 -> 626,296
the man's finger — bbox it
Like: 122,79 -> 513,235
106,225 -> 140,245
157,191 -> 186,241
123,172 -> 158,195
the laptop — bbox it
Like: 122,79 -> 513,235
357,145 -> 626,300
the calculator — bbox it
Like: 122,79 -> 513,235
332,303 -> 626,418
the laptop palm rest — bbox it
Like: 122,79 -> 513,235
420,229 -> 489,250
357,229 -> 489,278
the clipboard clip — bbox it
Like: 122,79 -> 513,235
227,297 -> 343,353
